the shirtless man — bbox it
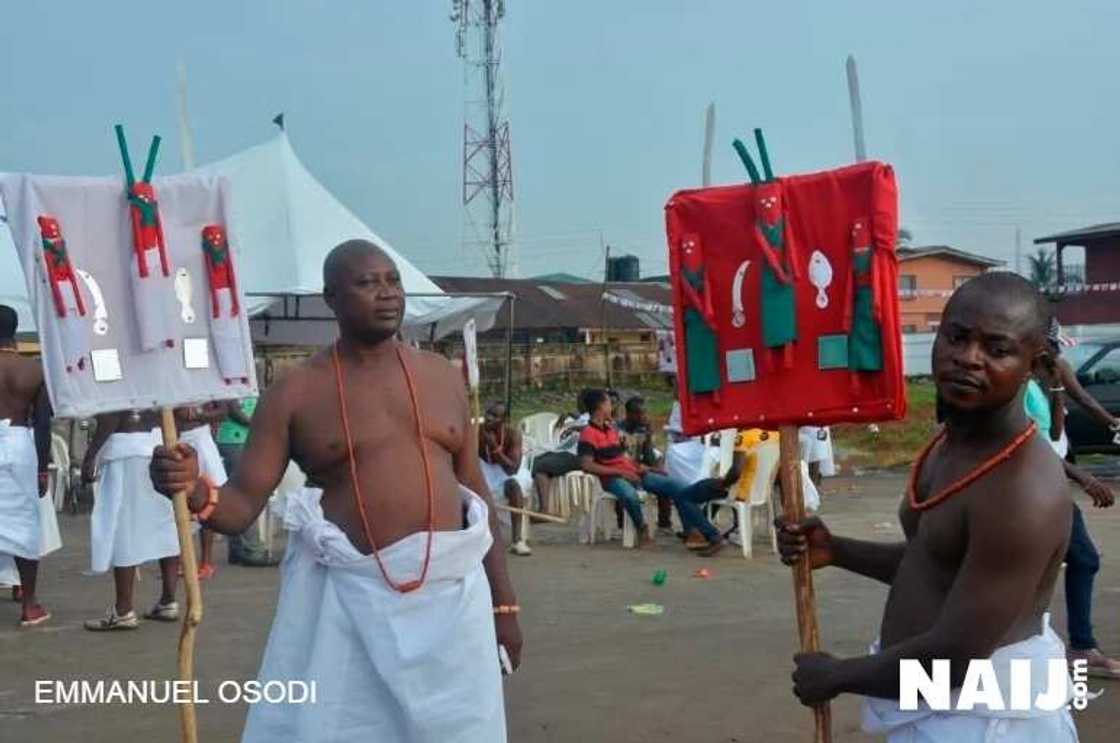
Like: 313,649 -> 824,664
0,305 -> 52,626
479,401 -> 533,555
151,240 -> 520,741
779,273 -> 1078,740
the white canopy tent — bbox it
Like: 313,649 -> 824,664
0,132 -> 502,342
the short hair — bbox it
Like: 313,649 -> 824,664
625,396 -> 645,415
577,387 -> 595,413
948,272 -> 1051,345
322,239 -> 391,292
584,388 -> 609,412
0,305 -> 16,339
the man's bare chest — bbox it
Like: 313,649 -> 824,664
289,376 -> 464,474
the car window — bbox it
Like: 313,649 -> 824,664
1085,347 -> 1120,386
1063,342 -> 1103,373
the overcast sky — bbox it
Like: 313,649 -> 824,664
2,1 -> 1116,279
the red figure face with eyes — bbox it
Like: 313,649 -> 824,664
37,216 -> 62,240
680,234 -> 703,273
202,225 -> 226,251
130,181 -> 155,202
756,182 -> 782,226
851,218 -> 870,248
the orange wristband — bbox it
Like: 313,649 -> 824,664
493,605 -> 520,615
192,475 -> 220,522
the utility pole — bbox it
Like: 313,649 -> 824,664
602,241 -> 611,387
846,55 -> 867,163
176,58 -> 196,170
452,0 -> 516,277
702,102 -> 715,187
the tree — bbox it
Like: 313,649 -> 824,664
1028,248 -> 1056,289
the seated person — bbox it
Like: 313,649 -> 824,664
577,389 -> 690,549
664,402 -> 718,485
478,402 -> 533,556
530,390 -> 592,506
672,429 -> 777,556
619,396 -> 675,534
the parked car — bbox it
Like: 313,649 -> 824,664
1063,339 -> 1120,455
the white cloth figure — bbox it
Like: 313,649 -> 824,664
90,429 -> 179,572
0,419 -> 43,562
479,459 -> 533,527
242,486 -> 506,743
799,426 -> 836,478
131,250 -> 177,352
210,287 -> 248,383
862,613 -> 1078,741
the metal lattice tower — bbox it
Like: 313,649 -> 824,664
452,0 -> 516,278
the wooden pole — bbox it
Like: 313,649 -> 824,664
159,407 -> 202,743
778,424 -> 832,743
495,503 -> 568,525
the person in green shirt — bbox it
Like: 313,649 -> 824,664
216,398 -> 277,566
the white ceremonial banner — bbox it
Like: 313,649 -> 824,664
463,318 -> 480,389
0,173 -> 257,418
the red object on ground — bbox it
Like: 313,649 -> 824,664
665,161 -> 906,436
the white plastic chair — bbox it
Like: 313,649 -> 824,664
520,412 -> 560,451
708,438 -> 781,559
587,478 -> 657,549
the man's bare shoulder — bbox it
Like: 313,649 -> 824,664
259,350 -> 333,410
0,353 -> 44,388
411,347 -> 462,384
970,437 -> 1070,530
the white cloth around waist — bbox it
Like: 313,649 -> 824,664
244,485 -> 506,742
0,419 -> 42,559
861,613 -> 1078,742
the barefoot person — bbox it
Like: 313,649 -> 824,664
82,409 -> 182,629
150,239 -> 520,742
479,401 -> 533,556
780,273 -> 1078,741
0,305 -> 52,626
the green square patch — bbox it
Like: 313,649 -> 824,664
818,334 -> 849,370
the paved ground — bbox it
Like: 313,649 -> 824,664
2,473 -> 1118,742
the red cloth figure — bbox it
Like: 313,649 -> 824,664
202,225 -> 240,319
37,216 -> 88,372
201,225 -> 248,384
127,182 -> 170,280
115,125 -> 176,351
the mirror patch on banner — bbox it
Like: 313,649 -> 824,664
726,348 -> 756,383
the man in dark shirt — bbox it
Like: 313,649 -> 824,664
618,396 -> 674,533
